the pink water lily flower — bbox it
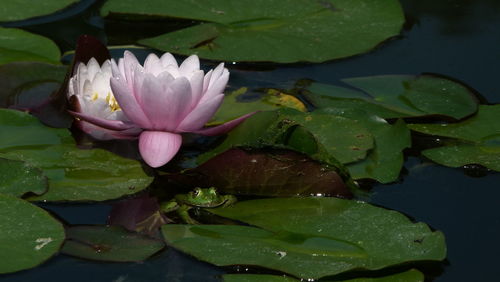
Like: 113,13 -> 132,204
70,51 -> 253,167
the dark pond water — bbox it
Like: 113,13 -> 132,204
2,0 -> 500,281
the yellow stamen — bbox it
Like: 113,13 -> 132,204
91,92 -> 99,101
106,92 -> 121,112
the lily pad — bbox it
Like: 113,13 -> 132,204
0,193 -> 65,274
209,87 -> 306,125
169,148 -> 352,198
0,158 -> 47,197
0,27 -> 60,65
318,108 -> 411,183
223,269 -> 424,281
303,75 -> 478,119
0,108 -> 72,150
0,109 -> 153,201
163,198 -> 446,279
408,105 -> 500,171
1,145 -> 154,202
62,225 -> 165,262
102,0 -> 404,63
0,0 -> 78,22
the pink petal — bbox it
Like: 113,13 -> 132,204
139,131 -> 182,168
110,76 -> 152,128
192,111 -> 257,136
160,52 -> 178,67
200,68 -> 229,103
189,70 -> 204,108
144,53 -> 163,76
179,55 -> 200,75
69,110 -> 137,131
177,94 -> 224,132
140,75 -> 192,131
123,51 -> 140,86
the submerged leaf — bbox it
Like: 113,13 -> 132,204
0,194 -> 65,274
163,198 -> 446,279
102,0 -> 404,63
62,225 -> 165,262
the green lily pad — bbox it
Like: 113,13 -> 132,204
0,0 -> 78,22
318,108 -> 411,183
0,193 -> 65,274
209,87 -> 305,125
303,75 -> 478,119
0,27 -> 61,65
102,0 -> 404,63
0,158 -> 47,197
223,269 -> 424,282
163,198 -> 446,279
1,145 -> 154,202
408,105 -> 500,171
0,108 -> 72,150
0,109 -> 153,201
62,225 -> 165,262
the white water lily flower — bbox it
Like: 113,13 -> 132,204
67,58 -> 140,140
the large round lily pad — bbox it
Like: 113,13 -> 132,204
0,194 -> 64,274
0,0 -> 78,22
102,0 -> 405,63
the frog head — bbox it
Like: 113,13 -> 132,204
180,187 -> 226,207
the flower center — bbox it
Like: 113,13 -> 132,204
105,92 -> 121,112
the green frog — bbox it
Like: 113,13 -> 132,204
160,187 -> 237,224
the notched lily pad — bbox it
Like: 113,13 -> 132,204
169,148 -> 352,198
62,225 -> 165,262
302,75 -> 478,119
102,0 -> 405,63
0,158 -> 47,197
163,198 -> 446,279
0,194 -> 65,274
409,105 -> 500,171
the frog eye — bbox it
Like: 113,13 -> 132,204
193,188 -> 202,196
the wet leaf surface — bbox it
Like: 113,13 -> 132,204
409,105 -> 500,171
303,75 -> 478,119
0,193 -> 64,274
0,158 -> 47,197
0,109 -> 153,202
163,198 -> 446,279
102,0 -> 404,63
62,225 -> 165,262
169,148 -> 352,198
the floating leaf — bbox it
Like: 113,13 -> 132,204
102,0 -> 404,63
318,108 -> 411,183
0,0 -> 78,22
0,27 -> 60,65
209,87 -> 305,126
408,105 -> 500,171
163,198 -> 446,279
223,269 -> 424,282
0,158 -> 47,197
1,145 -> 154,202
169,148 -> 352,198
0,108 -> 72,150
0,109 -> 153,201
303,75 -> 478,119
62,225 -> 165,262
0,193 -> 64,274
